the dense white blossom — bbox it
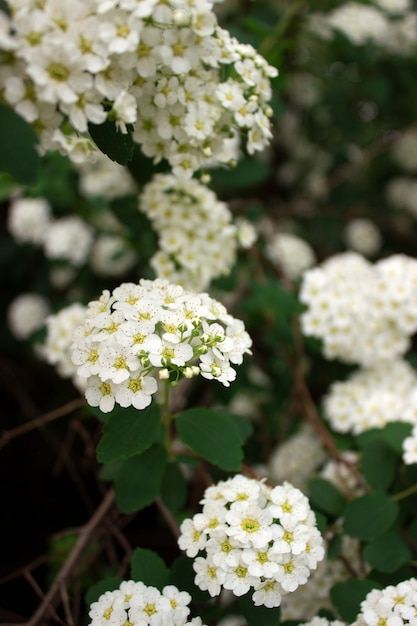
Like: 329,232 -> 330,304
70,278 -> 252,412
8,293 -> 50,340
139,174 -> 256,290
266,232 -> 316,280
89,235 -> 137,277
391,129 -> 417,172
268,424 -> 326,492
76,153 -> 137,199
323,359 -> 417,435
8,196 -> 52,245
1,0 -> 277,172
352,579 -> 417,626
343,219 -> 382,257
300,252 -> 417,366
178,475 -> 324,608
43,215 -> 94,266
386,177 -> 417,217
88,580 -> 203,626
42,303 -> 87,383
309,3 -> 390,46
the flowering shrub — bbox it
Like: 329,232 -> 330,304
3,0 -> 417,625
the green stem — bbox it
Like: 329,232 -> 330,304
393,483 -> 417,501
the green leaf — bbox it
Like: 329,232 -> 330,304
85,576 -> 122,607
360,437 -> 398,490
363,530 -> 412,573
160,461 -> 187,511
331,579 -> 380,622
327,533 -> 343,560
114,444 -> 166,513
381,423 -> 413,454
88,119 -> 134,165
130,548 -> 170,589
169,556 -> 208,603
176,408 -> 244,471
308,478 -> 347,517
0,104 -> 40,184
0,172 -> 16,200
210,157 -> 272,194
228,412 -> 254,444
96,403 -> 161,464
344,493 -> 399,541
237,591 -> 281,626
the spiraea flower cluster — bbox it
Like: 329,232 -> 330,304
70,278 -> 252,412
88,580 -> 204,626
323,358 -> 417,435
265,232 -> 316,281
42,303 -> 87,385
7,293 -> 50,340
300,252 -> 417,366
352,578 -> 417,626
139,174 -> 256,290
178,474 -> 324,608
1,0 -> 277,173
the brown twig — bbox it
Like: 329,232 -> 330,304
155,497 -> 180,540
0,398 -> 85,449
5,489 -> 116,626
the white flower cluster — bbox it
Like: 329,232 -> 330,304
266,232 -> 316,281
76,152 -> 137,199
323,359 -> 417,436
139,174 -> 256,290
386,177 -> 417,218
300,252 -> 417,366
42,303 -> 87,383
391,129 -> 417,172
8,194 -> 136,274
281,536 -> 364,622
88,580 -> 203,626
268,424 -> 326,492
1,0 -> 277,173
7,293 -> 50,340
297,618 -> 346,626
7,197 -> 94,267
343,218 -> 382,257
178,474 -> 324,608
70,278 -> 252,413
308,2 -> 417,55
352,579 -> 417,626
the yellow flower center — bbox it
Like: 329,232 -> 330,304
235,566 -> 248,578
144,604 -> 157,616
128,378 -> 142,393
103,607 -> 113,620
47,62 -> 69,82
241,518 -> 260,533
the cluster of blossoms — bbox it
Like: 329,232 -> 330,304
7,194 -> 137,276
268,424 -> 326,492
7,292 -> 50,340
139,174 -> 256,290
265,231 -> 316,281
300,252 -> 417,366
41,303 -> 87,388
178,474 -> 324,608
308,1 -> 417,55
76,152 -> 137,199
88,580 -> 203,626
352,578 -> 417,626
323,358 -> 417,435
386,177 -> 417,218
1,0 -> 277,173
391,128 -> 417,172
70,278 -> 252,412
343,218 -> 382,257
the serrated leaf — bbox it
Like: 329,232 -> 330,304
344,493 -> 399,541
176,408 -> 243,471
237,591 -> 281,626
97,403 -> 160,463
130,548 -> 170,589
308,478 -> 347,517
88,119 -> 134,165
85,576 -> 122,607
331,579 -> 380,622
114,444 -> 166,513
363,530 -> 412,573
0,104 -> 40,184
360,437 -> 398,490
160,461 -> 187,511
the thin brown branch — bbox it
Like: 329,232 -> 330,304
155,497 -> 180,540
16,489 -> 116,626
0,398 -> 85,449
